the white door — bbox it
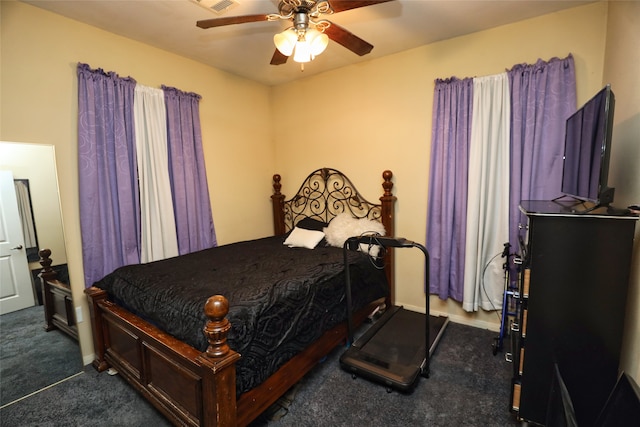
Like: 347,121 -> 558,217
0,170 -> 35,314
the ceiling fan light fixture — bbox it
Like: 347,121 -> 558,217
274,28 -> 297,56
292,39 -> 313,63
275,27 -> 328,63
306,28 -> 329,56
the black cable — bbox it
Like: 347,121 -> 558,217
356,232 -> 387,270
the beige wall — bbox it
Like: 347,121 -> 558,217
3,1 -> 636,381
603,1 -> 640,382
272,2 -> 610,329
1,1 -> 274,363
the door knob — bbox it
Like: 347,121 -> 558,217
11,245 -> 23,250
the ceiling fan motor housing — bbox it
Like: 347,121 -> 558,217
293,11 -> 310,33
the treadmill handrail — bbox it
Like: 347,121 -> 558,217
346,235 -> 414,249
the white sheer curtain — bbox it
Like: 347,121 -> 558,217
462,73 -> 511,312
14,181 -> 37,247
134,85 -> 179,263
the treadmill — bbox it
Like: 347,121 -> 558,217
340,236 -> 449,393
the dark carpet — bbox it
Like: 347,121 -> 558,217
250,321 -> 520,426
0,305 -> 83,406
0,320 -> 520,426
0,365 -> 170,426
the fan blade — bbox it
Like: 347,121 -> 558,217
329,0 -> 394,14
196,14 -> 270,29
324,22 -> 374,56
270,49 -> 289,65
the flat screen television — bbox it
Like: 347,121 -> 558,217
560,84 -> 616,209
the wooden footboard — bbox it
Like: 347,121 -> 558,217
86,284 -> 380,427
86,287 -> 241,426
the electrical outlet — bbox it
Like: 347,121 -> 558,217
75,306 -> 83,323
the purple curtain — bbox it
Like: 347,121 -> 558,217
163,86 -> 217,254
507,55 -> 576,276
426,55 -> 576,302
77,63 -> 140,287
426,77 -> 474,301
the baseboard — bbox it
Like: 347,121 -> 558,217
83,354 -> 95,366
401,303 -> 501,332
432,310 -> 501,332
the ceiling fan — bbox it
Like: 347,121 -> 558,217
196,0 -> 394,66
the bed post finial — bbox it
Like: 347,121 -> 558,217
39,248 -> 53,271
379,170 -> 396,234
203,295 -> 232,358
382,170 -> 393,197
272,174 -> 282,195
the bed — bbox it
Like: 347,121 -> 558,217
42,168 -> 396,427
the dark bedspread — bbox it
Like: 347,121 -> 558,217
94,235 -> 388,395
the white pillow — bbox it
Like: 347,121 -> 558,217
323,213 -> 386,256
323,213 -> 359,248
283,227 -> 325,249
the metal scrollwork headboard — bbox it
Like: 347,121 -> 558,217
271,168 -> 395,235
271,167 -> 396,304
288,168 -> 381,230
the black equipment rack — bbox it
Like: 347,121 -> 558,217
340,236 -> 449,392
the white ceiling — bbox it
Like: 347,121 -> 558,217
22,0 -> 595,86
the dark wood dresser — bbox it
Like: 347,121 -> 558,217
510,201 -> 637,425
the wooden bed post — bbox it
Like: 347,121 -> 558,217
85,286 -> 110,372
380,170 -> 397,306
39,249 -> 58,332
271,174 -> 286,236
197,295 -> 241,427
